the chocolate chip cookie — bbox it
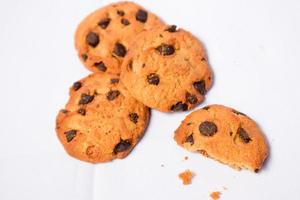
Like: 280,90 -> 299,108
174,105 -> 269,172
56,73 -> 150,163
75,1 -> 164,73
120,25 -> 213,112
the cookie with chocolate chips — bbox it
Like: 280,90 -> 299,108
174,104 -> 269,172
75,2 -> 164,74
56,73 -> 150,163
121,25 -> 213,112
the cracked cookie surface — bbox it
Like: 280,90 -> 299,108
56,73 -> 150,163
121,25 -> 213,112
75,1 -> 164,74
174,104 -> 269,172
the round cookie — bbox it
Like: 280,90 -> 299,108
174,105 -> 269,172
120,25 -> 213,112
75,1 -> 164,74
56,73 -> 150,163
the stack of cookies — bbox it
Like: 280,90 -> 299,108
56,1 -> 269,172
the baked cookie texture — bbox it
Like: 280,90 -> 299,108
121,25 -> 213,112
56,73 -> 150,163
174,105 -> 269,172
75,1 -> 164,74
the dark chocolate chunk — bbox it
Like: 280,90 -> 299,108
94,61 -> 107,72
171,102 -> 188,111
114,140 -> 131,153
199,121 -> 217,136
113,43 -> 127,57
165,25 -> 177,32
121,18 -> 130,26
237,127 -> 252,143
186,93 -> 198,104
72,81 -> 82,91
107,90 -> 120,101
156,44 -> 175,56
147,73 -> 160,85
185,134 -> 194,145
78,108 -> 86,116
129,113 -> 139,124
79,93 -> 94,105
193,80 -> 206,95
64,130 -> 77,142
98,18 -> 111,29
86,32 -> 99,47
136,9 -> 148,23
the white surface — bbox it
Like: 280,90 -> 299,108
0,0 -> 299,199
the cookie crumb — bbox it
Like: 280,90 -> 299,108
184,156 -> 189,160
210,191 -> 221,200
161,164 -> 164,167
178,169 -> 194,185
223,186 -> 228,190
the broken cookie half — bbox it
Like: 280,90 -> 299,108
174,104 -> 269,172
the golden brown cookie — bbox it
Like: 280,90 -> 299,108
75,1 -> 164,73
56,73 -> 150,163
174,105 -> 269,172
121,25 -> 213,112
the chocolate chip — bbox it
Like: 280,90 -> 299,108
72,81 -> 82,91
110,78 -> 119,84
98,18 -> 110,29
254,169 -> 259,173
64,130 -> 77,142
185,134 -> 194,145
230,131 -> 233,136
186,93 -> 198,104
147,73 -> 160,85
198,149 -> 209,157
117,10 -> 125,16
201,57 -> 206,62
86,32 -> 99,47
107,90 -> 120,101
199,121 -> 217,136
78,108 -> 86,116
129,113 -> 139,124
81,54 -> 88,61
79,93 -> 94,105
94,61 -> 107,72
156,44 -> 175,56
237,127 -> 252,143
171,102 -> 188,111
114,140 -> 131,153
202,106 -> 210,110
193,80 -> 206,95
136,9 -> 148,23
113,43 -> 127,57
165,25 -> 177,32
128,60 -> 133,70
232,109 -> 247,116
121,18 -> 130,26
60,109 -> 69,114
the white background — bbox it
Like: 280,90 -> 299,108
0,0 -> 299,199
